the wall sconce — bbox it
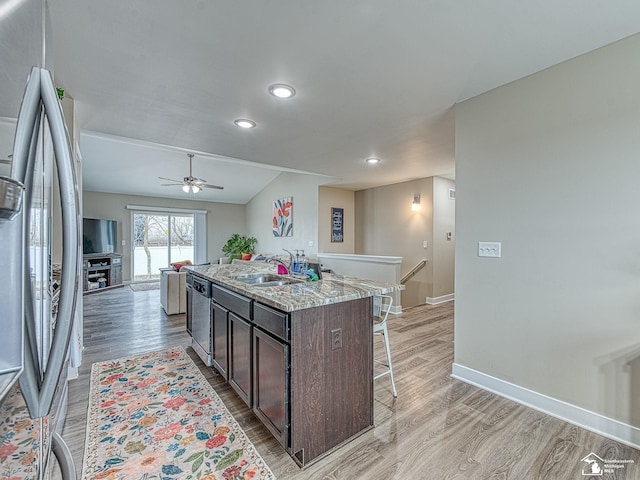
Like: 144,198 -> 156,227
411,194 -> 421,211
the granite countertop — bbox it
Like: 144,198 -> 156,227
184,262 -> 404,312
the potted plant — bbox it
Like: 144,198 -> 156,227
222,233 -> 257,261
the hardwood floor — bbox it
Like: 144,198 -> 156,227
59,287 -> 640,479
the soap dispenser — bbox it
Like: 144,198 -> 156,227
293,249 -> 300,273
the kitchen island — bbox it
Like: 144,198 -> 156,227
183,262 -> 403,467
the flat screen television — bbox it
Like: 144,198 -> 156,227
83,218 -> 117,254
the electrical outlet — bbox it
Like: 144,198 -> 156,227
331,328 -> 342,350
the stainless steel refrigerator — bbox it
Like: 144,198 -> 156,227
0,64 -> 80,479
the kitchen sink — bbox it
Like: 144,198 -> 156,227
234,273 -> 284,284
252,280 -> 298,287
234,273 -> 303,287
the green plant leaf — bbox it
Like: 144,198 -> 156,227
221,234 -> 257,257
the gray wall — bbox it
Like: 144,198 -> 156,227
245,172 -> 326,258
432,176 -> 456,298
455,33 -> 640,427
318,186 -> 355,254
354,176 -> 456,306
83,191 -> 245,282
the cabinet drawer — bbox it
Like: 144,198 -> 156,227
212,284 -> 252,319
253,302 -> 289,342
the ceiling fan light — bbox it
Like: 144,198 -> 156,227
191,185 -> 201,193
182,184 -> 190,193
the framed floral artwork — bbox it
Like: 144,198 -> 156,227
273,197 -> 293,237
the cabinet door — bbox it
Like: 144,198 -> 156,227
229,312 -> 252,407
211,302 -> 229,379
253,328 -> 289,448
110,265 -> 122,286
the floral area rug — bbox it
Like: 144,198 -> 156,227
82,346 -> 275,480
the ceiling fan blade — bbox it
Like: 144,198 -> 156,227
160,155 -> 222,192
160,183 -> 182,187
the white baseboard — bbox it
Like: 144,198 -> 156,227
388,305 -> 402,314
451,363 -> 640,449
426,293 -> 455,305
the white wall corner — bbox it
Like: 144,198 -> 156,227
426,293 -> 455,305
451,363 -> 640,450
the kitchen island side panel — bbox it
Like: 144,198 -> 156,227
290,297 -> 373,465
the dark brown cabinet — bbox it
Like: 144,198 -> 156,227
228,312 -> 252,407
210,302 -> 229,379
187,275 -> 373,468
253,327 -> 289,448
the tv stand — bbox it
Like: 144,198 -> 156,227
83,253 -> 123,294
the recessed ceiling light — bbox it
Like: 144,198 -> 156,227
268,83 -> 296,99
234,119 -> 256,129
365,157 -> 381,164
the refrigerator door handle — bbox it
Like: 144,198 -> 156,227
37,68 -> 80,415
18,67 -> 80,419
22,111 -> 44,383
14,67 -> 44,416
52,431 -> 77,480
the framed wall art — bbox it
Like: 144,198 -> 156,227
331,207 -> 343,243
273,197 -> 293,237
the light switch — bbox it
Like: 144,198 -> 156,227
308,240 -> 314,247
478,241 -> 501,258
423,240 -> 428,249
121,240 -> 126,246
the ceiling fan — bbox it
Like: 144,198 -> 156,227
158,153 -> 223,193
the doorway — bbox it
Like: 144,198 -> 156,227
131,212 -> 194,282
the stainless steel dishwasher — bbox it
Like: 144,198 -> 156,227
191,276 -> 212,365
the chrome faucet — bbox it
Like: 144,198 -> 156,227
282,249 -> 294,269
266,249 -> 293,274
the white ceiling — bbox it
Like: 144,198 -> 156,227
40,1 -> 640,202
79,132 -> 322,204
